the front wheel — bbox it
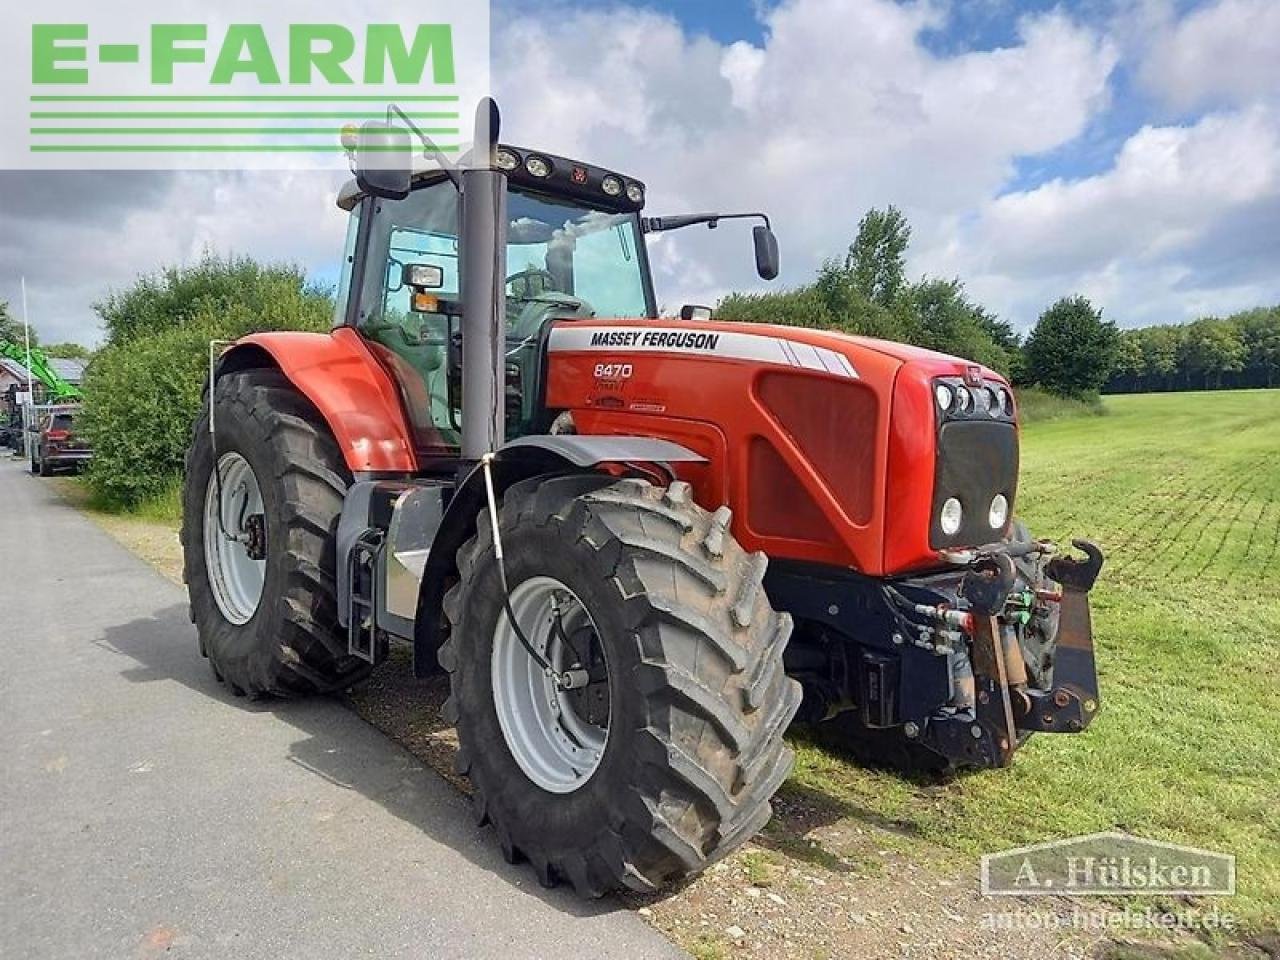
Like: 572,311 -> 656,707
181,369 -> 371,697
441,475 -> 801,897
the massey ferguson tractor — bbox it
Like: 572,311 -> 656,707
182,102 -> 1103,897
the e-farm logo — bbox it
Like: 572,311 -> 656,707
5,2 -> 489,170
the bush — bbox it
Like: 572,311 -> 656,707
1015,386 -> 1106,423
95,252 -> 331,347
80,256 -> 332,509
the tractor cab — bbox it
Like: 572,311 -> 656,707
334,148 -> 657,460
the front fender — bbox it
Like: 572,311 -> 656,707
411,435 -> 705,676
219,328 -> 417,473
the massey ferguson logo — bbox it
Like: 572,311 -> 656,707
588,330 -> 722,351
964,365 -> 983,386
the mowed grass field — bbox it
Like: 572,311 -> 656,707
786,389 -> 1280,931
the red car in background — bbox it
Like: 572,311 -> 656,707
30,408 -> 92,476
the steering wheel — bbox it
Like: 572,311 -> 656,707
506,268 -> 558,300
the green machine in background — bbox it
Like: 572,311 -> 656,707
1,342 -> 83,455
0,342 -> 83,403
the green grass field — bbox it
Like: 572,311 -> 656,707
787,389 -> 1280,931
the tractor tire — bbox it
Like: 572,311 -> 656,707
181,368 -> 372,697
440,474 -> 802,897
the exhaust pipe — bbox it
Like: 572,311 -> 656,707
459,99 -> 507,460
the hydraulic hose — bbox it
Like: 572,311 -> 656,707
479,454 -> 559,679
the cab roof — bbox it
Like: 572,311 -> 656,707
337,144 -> 646,215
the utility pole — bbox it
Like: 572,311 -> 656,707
21,276 -> 35,459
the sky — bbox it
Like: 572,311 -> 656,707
1,0 -> 1278,347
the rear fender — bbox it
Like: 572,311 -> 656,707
411,435 -> 705,676
217,328 -> 417,474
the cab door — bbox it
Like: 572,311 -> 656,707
345,177 -> 463,457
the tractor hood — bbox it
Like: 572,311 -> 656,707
544,317 -> 1017,577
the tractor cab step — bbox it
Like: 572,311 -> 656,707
347,527 -> 386,664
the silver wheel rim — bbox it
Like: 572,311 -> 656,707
203,452 -> 266,626
491,576 -> 611,793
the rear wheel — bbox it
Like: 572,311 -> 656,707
441,475 -> 802,897
181,369 -> 372,697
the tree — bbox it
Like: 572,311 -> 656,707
719,206 -> 1013,371
1110,329 -> 1145,391
1140,325 -> 1182,390
1023,296 -> 1118,397
1179,317 -> 1245,389
908,277 -> 1012,375
42,341 -> 93,361
0,300 -> 37,348
846,206 -> 910,308
1240,307 -> 1280,388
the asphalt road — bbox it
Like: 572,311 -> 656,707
0,458 -> 684,960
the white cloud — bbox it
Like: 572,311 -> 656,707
925,104 -> 1280,327
492,0 -> 1117,312
0,170 -> 347,346
1138,0 -> 1280,111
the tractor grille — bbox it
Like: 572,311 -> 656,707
756,371 -> 879,526
929,420 -> 1018,549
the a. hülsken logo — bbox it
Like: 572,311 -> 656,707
981,832 -> 1235,897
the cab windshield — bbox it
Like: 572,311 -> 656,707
505,190 -> 653,322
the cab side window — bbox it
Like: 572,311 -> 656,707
357,180 -> 462,453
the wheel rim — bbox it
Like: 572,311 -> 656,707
491,576 -> 611,794
203,452 -> 267,626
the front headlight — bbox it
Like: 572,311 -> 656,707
985,386 -> 1000,417
935,383 -> 954,412
940,497 -> 963,536
988,494 -> 1009,530
954,386 -> 973,414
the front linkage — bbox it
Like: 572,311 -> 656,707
906,537 -> 1105,768
768,534 -> 1104,770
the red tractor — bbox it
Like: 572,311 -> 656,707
183,102 -> 1103,897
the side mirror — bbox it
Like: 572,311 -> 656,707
352,121 -> 412,201
753,225 -> 780,280
679,304 -> 713,321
